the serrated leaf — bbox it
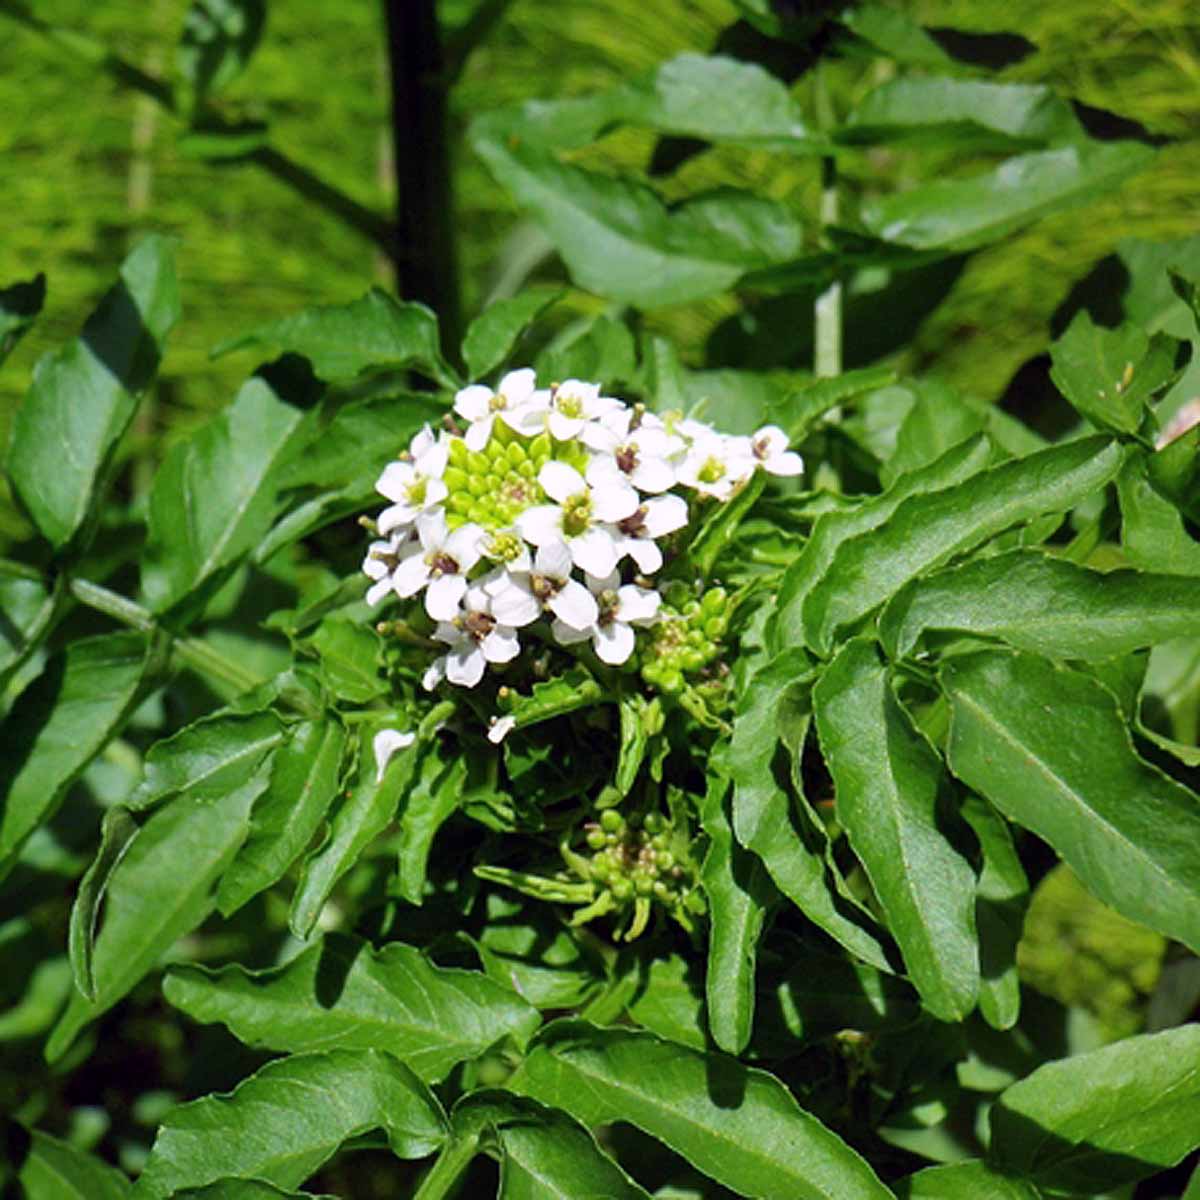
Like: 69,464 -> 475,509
1117,455 -> 1200,574
216,718 -> 347,916
462,290 -> 562,380
7,236 -> 178,550
698,773 -> 775,1054
880,550 -> 1200,661
454,1091 -> 652,1200
128,711 -> 285,812
305,617 -> 386,704
8,1126 -> 131,1199
862,142 -> 1153,253
814,640 -> 978,1022
1050,311 -> 1178,436
803,436 -> 1125,653
46,763 -> 268,1061
786,366 -> 900,439
212,289 -> 457,388
770,435 -> 993,654
511,1020 -> 893,1200
0,271 -> 46,367
500,666 -> 605,735
896,1160 -> 1040,1199
288,724 -> 419,938
164,932 -> 539,1084
0,632 -> 154,875
394,740 -> 466,905
177,0 -> 266,100
729,650 -> 893,972
134,1049 -> 446,1198
960,795 -> 1026,1032
840,78 -> 1080,151
942,649 -> 1200,954
988,1025 -> 1200,1193
471,132 -> 805,309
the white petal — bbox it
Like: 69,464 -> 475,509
410,425 -> 437,459
445,523 -> 484,571
515,505 -> 564,546
422,657 -> 446,691
490,580 -> 541,627
629,456 -> 676,494
550,578 -> 599,630
547,412 -> 584,442
549,617 -> 590,645
499,367 -> 536,401
590,480 -> 640,522
375,460 -> 416,502
391,552 -> 431,598
505,404 -> 548,437
463,416 -> 494,453
362,543 -> 392,582
586,569 -> 620,594
625,536 -> 662,574
616,584 -> 660,624
373,728 -> 415,781
533,540 -> 573,580
557,378 -> 599,405
642,493 -> 689,537
482,626 -> 521,664
447,643 -> 487,687
765,450 -> 804,477
594,621 -> 636,665
415,441 -> 449,478
580,422 -> 620,454
423,478 -> 449,508
454,385 -> 493,422
753,425 -> 789,456
365,576 -> 392,607
568,526 -> 618,578
433,621 -> 462,646
425,573 -> 468,620
488,715 -> 516,744
377,501 -> 418,536
416,509 -> 448,552
538,460 -> 586,503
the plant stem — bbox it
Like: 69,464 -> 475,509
69,578 -> 263,696
412,1132 -> 481,1200
813,64 -> 842,380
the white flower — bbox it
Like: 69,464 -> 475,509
516,461 -> 638,578
428,585 -> 521,688
480,528 -> 532,575
551,570 -> 660,665
389,510 -> 484,620
677,434 -> 756,501
612,493 -> 689,574
585,411 -> 680,495
374,429 -> 449,535
452,368 -> 546,451
740,425 -> 804,477
362,531 -> 414,607
487,541 -> 598,631
488,715 -> 516,744
373,728 -> 416,782
543,378 -> 623,442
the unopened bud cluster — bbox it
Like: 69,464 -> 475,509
639,584 -> 731,695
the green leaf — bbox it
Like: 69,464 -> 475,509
177,0 -> 266,100
304,617 -> 386,704
861,142 -> 1153,253
471,132 -> 805,309
0,632 -> 154,874
7,236 -> 179,550
623,953 -> 707,1049
135,1049 -> 446,1198
729,650 -> 893,972
46,763 -> 268,1061
216,718 -> 347,917
840,78 -> 1080,151
8,1126 -> 131,1199
212,289 -> 457,388
836,5 -> 956,68
687,471 -> 766,579
142,372 -> 311,616
462,290 -> 561,380
960,796 -> 1026,1032
499,666 -> 605,735
535,313 -> 637,390
128,711 -> 285,812
896,1160 -> 1040,1199
803,436 -> 1125,654
988,1024 -> 1200,1193
0,570 -> 61,688
1117,455 -> 1200,574
786,366 -> 900,440
164,931 -> 540,1084
770,434 -> 994,654
1050,310 -> 1178,436
394,740 -> 467,905
698,772 -> 775,1055
941,649 -> 1200,955
0,271 -> 46,367
880,550 -> 1200,661
814,640 -> 979,1022
511,1020 -> 894,1200
880,381 -> 991,488
455,1091 -> 653,1200
289,723 -> 419,939
170,1182 -> 337,1200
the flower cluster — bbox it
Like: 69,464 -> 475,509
362,368 -> 802,713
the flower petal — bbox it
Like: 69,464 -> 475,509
629,456 -> 676,494
590,479 -> 640,522
365,576 -> 393,607
568,525 -> 618,578
447,643 -> 486,687
445,523 -> 484,571
594,621 -> 636,665
515,505 -> 563,546
373,728 -> 416,781
391,552 -> 431,598
550,578 -> 599,630
765,450 -> 804,477
422,657 -> 446,691
489,578 -> 541,627
377,501 -> 418,536
488,715 -> 516,744
617,584 -> 661,624
482,626 -> 521,664
425,573 -> 468,621
454,384 -> 493,422
463,416 -> 494,453
624,536 -> 662,574
499,367 -> 536,401
550,617 -> 591,645
538,460 -> 585,503
534,540 -> 573,580
376,460 -> 416,502
643,493 -> 689,537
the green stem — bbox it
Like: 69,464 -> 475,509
413,1132 -> 481,1200
813,64 -> 842,380
69,578 -> 263,696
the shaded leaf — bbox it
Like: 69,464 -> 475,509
304,617 -> 386,704
942,649 -> 1200,955
462,290 -> 561,380
8,1126 -> 131,1199
896,1160 -> 1040,1199
0,569 -> 61,689
512,1020 -> 893,1200
989,1024 -> 1200,1193
135,1049 -> 446,1198
7,236 -> 178,550
814,640 -> 978,1021
0,271 -> 46,367
172,1181 -> 336,1200
164,931 -> 539,1084
1117,455 -> 1200,575
837,5 -> 956,68
177,0 -> 266,100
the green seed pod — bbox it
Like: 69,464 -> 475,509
585,828 -> 606,851
643,812 -> 664,834
600,809 -> 624,833
702,587 -> 727,614
659,668 -> 684,694
611,877 -> 633,901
